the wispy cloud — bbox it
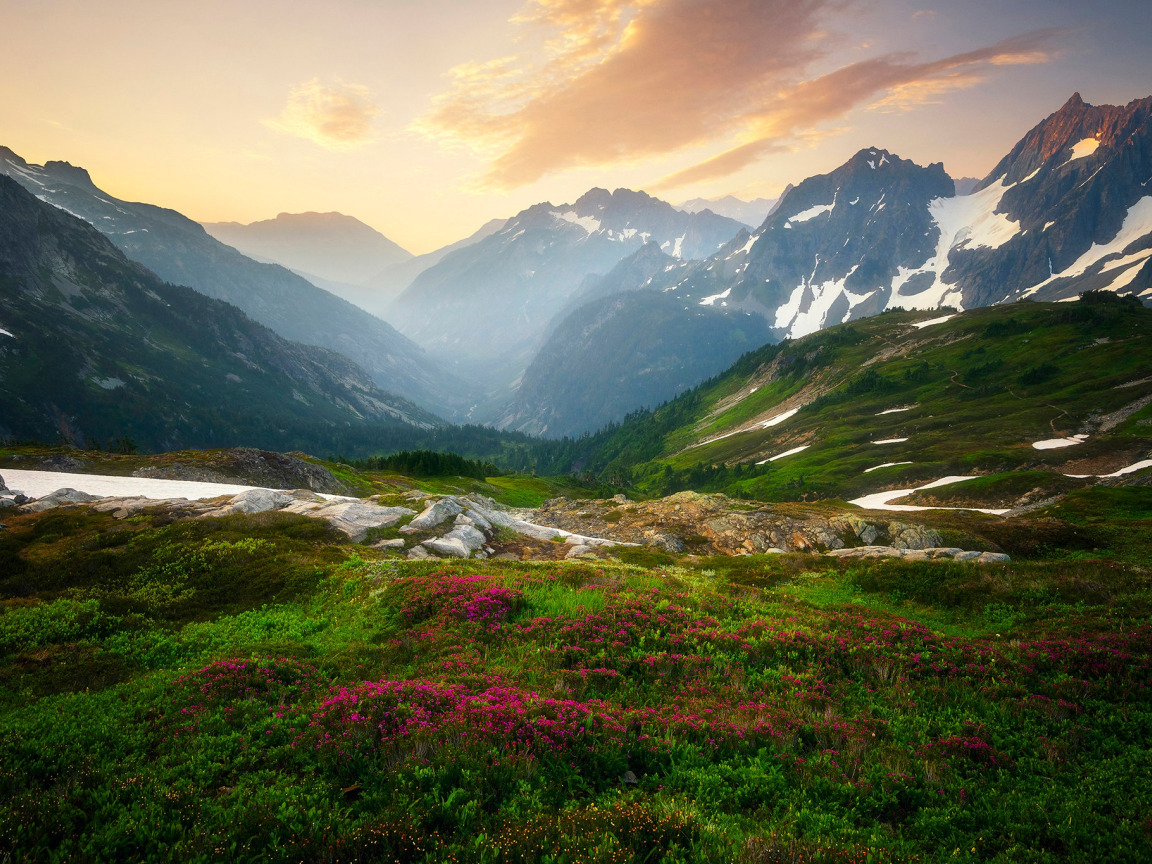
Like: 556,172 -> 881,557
418,0 -> 1059,189
265,79 -> 379,150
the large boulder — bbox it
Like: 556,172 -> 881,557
307,501 -> 416,542
424,523 -> 486,558
20,488 -> 101,513
228,488 -> 295,514
402,497 -> 464,533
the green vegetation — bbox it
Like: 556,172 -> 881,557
346,450 -> 502,480
1,501 -> 1150,862
538,295 -> 1152,501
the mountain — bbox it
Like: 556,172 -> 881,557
559,296 -> 1152,505
356,218 -> 509,317
0,175 -> 441,452
387,187 -> 747,402
677,194 -> 777,227
202,211 -> 412,286
497,238 -> 773,438
503,94 -> 1152,440
0,147 -> 470,415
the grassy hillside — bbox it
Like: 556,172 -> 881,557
564,293 -> 1152,503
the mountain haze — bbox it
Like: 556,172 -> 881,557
0,175 -> 440,452
0,147 -> 470,415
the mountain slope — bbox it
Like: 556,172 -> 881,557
202,211 -> 412,286
0,147 -> 470,414
0,175 -> 441,452
387,188 -> 747,398
498,237 -> 775,438
560,296 -> 1152,504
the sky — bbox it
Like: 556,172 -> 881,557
3,0 -> 1151,254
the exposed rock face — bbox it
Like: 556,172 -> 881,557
527,491 -> 942,555
828,546 -> 1009,562
132,449 -> 349,494
19,488 -> 100,512
280,499 -> 416,543
403,498 -> 465,532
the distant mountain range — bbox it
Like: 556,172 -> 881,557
0,175 -> 440,452
676,194 -> 778,228
3,92 -> 1151,451
202,211 -> 412,286
505,93 -> 1152,437
0,147 -> 469,416
386,187 -> 748,415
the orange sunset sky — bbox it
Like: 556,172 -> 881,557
4,0 -> 1151,253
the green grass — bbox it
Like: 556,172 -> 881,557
0,504 -> 1150,862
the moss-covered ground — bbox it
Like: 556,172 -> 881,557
1,498 -> 1150,863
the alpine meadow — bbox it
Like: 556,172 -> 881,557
2,2 -> 1151,862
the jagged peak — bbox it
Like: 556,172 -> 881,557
42,160 -> 96,189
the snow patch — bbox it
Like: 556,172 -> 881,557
698,287 -> 731,306
0,327 -> 14,338
872,438 -> 909,444
555,211 -> 601,234
912,314 -> 955,329
1032,437 -> 1084,450
756,445 -> 809,465
850,475 -> 1009,514
864,461 -> 913,473
1062,137 -> 1100,166
1064,459 -> 1152,479
0,469 -> 337,502
877,406 -> 914,415
787,198 -> 835,224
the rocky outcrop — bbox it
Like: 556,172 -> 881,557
827,546 -> 1010,563
527,491 -> 943,555
132,449 -> 350,494
19,488 -> 101,513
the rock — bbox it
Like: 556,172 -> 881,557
402,498 -> 464,533
0,472 -> 6,492
888,522 -> 943,550
465,508 -> 493,531
766,547 -> 787,554
228,488 -> 295,514
407,546 -> 436,560
649,533 -> 685,554
309,501 -> 417,543
566,544 -> 595,558
424,524 -> 487,558
20,488 -> 101,513
953,550 -> 983,561
977,552 -> 1011,563
371,538 -> 406,549
621,770 -> 638,785
0,498 -> 14,509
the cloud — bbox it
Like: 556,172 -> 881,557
654,31 -> 1059,190
265,79 -> 379,150
419,0 -> 1059,190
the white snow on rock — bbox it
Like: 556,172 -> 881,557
1023,196 -> 1152,296
912,314 -> 955,329
864,461 -> 913,473
698,286 -> 732,306
1064,458 -> 1152,479
1062,137 -> 1100,166
887,177 -> 1021,311
872,437 -> 909,444
555,211 -> 601,234
755,444 -> 809,465
850,476 -> 1009,515
787,200 -> 834,224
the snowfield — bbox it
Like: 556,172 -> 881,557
849,476 -> 1009,515
0,469 -> 327,502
